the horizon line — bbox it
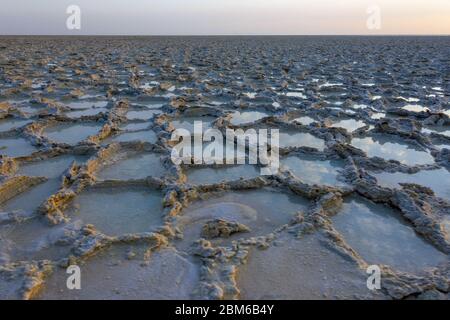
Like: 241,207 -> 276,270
1,34 -> 450,37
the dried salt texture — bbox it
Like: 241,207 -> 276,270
0,37 -> 448,300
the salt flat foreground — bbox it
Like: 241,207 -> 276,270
0,36 -> 449,300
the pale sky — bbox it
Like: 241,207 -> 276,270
1,0 -> 449,35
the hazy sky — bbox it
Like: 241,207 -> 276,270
1,0 -> 449,35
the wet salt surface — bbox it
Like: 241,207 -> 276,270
230,111 -> 268,125
37,246 -> 199,300
371,112 -> 386,120
279,132 -> 325,150
120,122 -> 150,131
332,196 -> 447,273
0,179 -> 61,214
107,130 -> 157,144
1,37 -> 449,300
422,127 -> 450,138
67,187 -> 164,236
373,168 -> 450,201
292,116 -> 316,126
351,136 -> 434,166
0,119 -> 32,132
331,119 -> 366,132
185,164 -> 260,185
176,189 -> 309,250
2,155 -> 89,215
44,123 -> 102,145
171,117 -> 215,132
65,108 -> 109,118
64,100 -> 108,110
281,156 -> 347,187
97,153 -> 167,180
18,154 -> 87,178
237,233 -> 377,300
0,137 -> 38,157
126,109 -> 162,121
402,105 -> 429,113
0,217 -> 75,263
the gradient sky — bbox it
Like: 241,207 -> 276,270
1,0 -> 449,35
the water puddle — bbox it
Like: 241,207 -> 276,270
373,168 -> 450,201
171,117 -> 215,132
237,233 -> 373,299
279,132 -> 325,150
18,155 -> 87,178
281,156 -> 347,187
65,100 -> 109,110
401,105 -> 429,113
176,189 -> 308,250
37,246 -> 199,299
120,122 -> 150,131
44,123 -> 102,145
371,112 -> 386,120
67,187 -> 164,236
108,130 -> 157,144
0,137 -> 38,157
97,153 -> 167,180
292,116 -> 315,126
66,108 -> 108,118
332,119 -> 366,132
442,217 -> 450,241
127,109 -> 161,121
0,179 -> 61,214
422,127 -> 450,138
0,217 -> 76,263
285,92 -> 307,99
0,119 -> 32,132
185,164 -> 260,185
351,136 -> 434,166
331,196 -> 447,273
230,111 -> 268,126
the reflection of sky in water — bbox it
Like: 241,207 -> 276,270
422,127 -> 450,138
443,218 -> 450,241
402,104 -> 429,112
435,144 -> 450,151
373,168 -> 450,201
186,164 -> 260,185
352,137 -> 434,165
230,111 -> 268,125
66,108 -> 108,118
44,123 -> 102,145
285,92 -> 307,99
65,100 -> 108,110
279,132 -> 325,150
0,119 -> 32,132
127,109 -> 161,120
292,116 -> 315,125
370,112 -> 385,120
111,130 -> 157,143
281,156 -> 346,187
332,196 -> 447,272
332,119 -> 366,132
0,137 -> 38,157
171,117 -> 214,132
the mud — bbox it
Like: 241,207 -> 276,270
0,36 -> 449,300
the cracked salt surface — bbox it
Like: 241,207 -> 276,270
0,36 -> 449,300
